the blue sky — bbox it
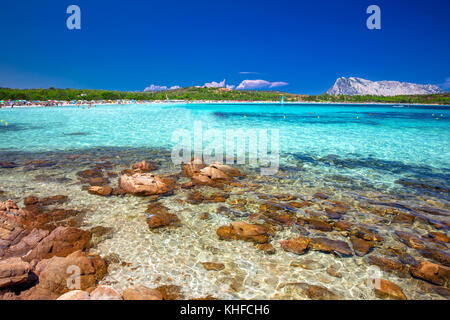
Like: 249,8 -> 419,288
0,0 -> 449,94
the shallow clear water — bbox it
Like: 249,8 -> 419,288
0,103 -> 449,300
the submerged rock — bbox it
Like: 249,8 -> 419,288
309,237 -> 353,257
89,177 -> 110,186
395,230 -> 427,250
256,243 -> 276,254
280,238 -> 310,255
419,248 -> 450,267
427,232 -> 450,244
88,186 -> 113,196
202,262 -> 225,271
0,161 -> 19,168
373,279 -> 407,300
305,284 -> 339,300
123,285 -> 163,300
367,255 -> 408,277
410,261 -> 450,286
119,173 -> 175,196
24,196 -> 39,206
39,195 -> 69,206
217,221 -> 270,244
350,236 -> 374,256
156,284 -> 183,300
182,158 -> 206,177
146,202 -> 180,229
131,161 -> 155,172
313,192 -> 328,200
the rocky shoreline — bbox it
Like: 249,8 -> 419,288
0,155 -> 449,300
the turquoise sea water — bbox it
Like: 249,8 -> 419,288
1,103 -> 449,196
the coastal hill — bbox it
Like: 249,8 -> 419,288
327,77 -> 445,96
1,86 -> 449,105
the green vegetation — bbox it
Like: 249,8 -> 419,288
0,87 -> 286,102
0,87 -> 449,104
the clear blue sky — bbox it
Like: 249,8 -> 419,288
0,0 -> 449,94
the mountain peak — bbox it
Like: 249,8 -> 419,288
327,77 -> 444,96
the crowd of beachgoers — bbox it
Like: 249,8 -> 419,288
0,100 -> 155,108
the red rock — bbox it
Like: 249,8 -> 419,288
419,248 -> 450,266
18,286 -> 59,300
351,226 -> 384,242
123,285 -> 163,300
111,188 -> 127,196
306,284 -> 339,300
324,207 -> 342,219
200,212 -> 210,220
0,211 -> 27,258
146,203 -> 180,229
203,193 -> 228,203
191,174 -> 217,187
350,236 -> 374,256
202,262 -> 225,271
395,230 -> 426,250
333,220 -> 353,231
326,266 -> 342,278
209,162 -> 241,177
410,261 -> 450,286
0,161 -> 18,168
0,257 -> 31,289
288,201 -> 312,208
428,232 -> 450,243
24,196 -> 39,206
3,228 -> 49,258
57,290 -> 90,300
119,173 -> 175,196
0,200 -> 19,211
156,285 -> 183,300
33,250 -> 107,295
131,161 -> 155,172
368,256 -> 408,276
181,181 -> 195,189
23,226 -> 91,262
313,192 -> 328,200
280,237 -> 310,255
77,168 -> 103,179
309,237 -> 353,257
89,177 -> 110,186
182,158 -> 206,177
373,279 -> 407,300
39,195 -> 68,206
187,191 -> 205,204
88,186 -> 112,196
217,222 -> 269,244
393,212 -> 415,224
89,285 -> 123,300
256,243 -> 275,254
305,218 -> 333,231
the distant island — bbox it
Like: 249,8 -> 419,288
1,85 -> 449,106
327,77 -> 445,96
